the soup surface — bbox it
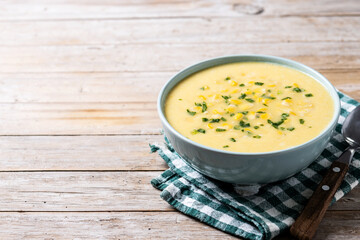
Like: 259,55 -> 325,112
165,62 -> 334,152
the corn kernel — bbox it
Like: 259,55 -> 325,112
290,111 -> 297,116
268,84 -> 276,87
262,99 -> 270,105
231,89 -> 239,94
226,106 -> 236,113
257,97 -> 263,103
245,90 -> 252,95
277,130 -> 283,135
203,85 -> 209,90
207,123 -> 214,129
244,128 -> 252,133
207,94 -> 213,97
258,108 -> 267,112
214,94 -> 221,99
230,80 -> 238,86
293,83 -> 299,87
221,89 -> 229,93
260,113 -> 269,119
230,99 -> 241,105
285,98 -> 292,103
198,95 -> 206,100
234,113 -> 243,120
195,106 -> 202,111
213,109 -> 220,114
248,81 -> 254,84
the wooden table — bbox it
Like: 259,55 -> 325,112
1,0 -> 359,239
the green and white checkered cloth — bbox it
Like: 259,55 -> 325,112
150,92 -> 360,240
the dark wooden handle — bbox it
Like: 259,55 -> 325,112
290,161 -> 349,240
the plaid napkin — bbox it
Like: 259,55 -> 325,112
150,92 -> 360,240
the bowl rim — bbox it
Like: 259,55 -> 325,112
157,54 -> 341,156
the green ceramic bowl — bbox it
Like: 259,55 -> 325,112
157,55 -> 340,184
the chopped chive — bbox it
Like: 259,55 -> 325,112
254,126 -> 259,129
202,118 -> 209,122
216,128 -> 226,132
178,98 -> 182,101
239,120 -> 250,128
281,97 -> 292,100
245,98 -> 255,103
229,113 -> 235,117
305,93 -> 313,97
225,77 -> 230,81
197,128 -> 206,134
260,124 -> 264,126
223,145 -> 229,148
253,135 -> 261,139
261,94 -> 276,100
267,119 -> 285,129
239,83 -> 245,87
234,125 -> 241,130
210,118 -> 220,123
200,87 -> 204,90
221,95 -> 231,100
293,87 -> 304,93
280,127 -> 285,130
281,113 -> 290,119
263,104 -> 268,107
285,86 -> 292,88
230,138 -> 236,142
299,119 -> 305,124
195,102 -> 202,107
187,109 -> 196,116
255,82 -> 264,86
238,93 -> 247,99
267,89 -> 271,92
221,117 -> 227,122
256,111 -> 266,114
241,111 -> 249,115
202,102 -> 207,112
241,129 -> 245,132
287,127 -> 295,131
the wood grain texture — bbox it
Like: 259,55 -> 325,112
0,42 -> 359,73
0,211 -> 357,240
0,70 -> 358,104
1,17 -> 360,46
0,0 -> 359,21
0,135 -> 166,170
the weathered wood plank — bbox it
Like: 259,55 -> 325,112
0,170 -> 352,212
0,135 -> 166,170
0,211 -> 357,239
0,0 -> 359,20
0,102 -> 161,135
0,212 -> 237,239
0,171 -> 172,211
0,70 -> 358,103
1,17 -> 360,46
0,42 -> 359,73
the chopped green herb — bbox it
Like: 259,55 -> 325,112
197,128 -> 206,134
267,119 -> 284,129
285,86 -> 292,88
178,98 -> 182,101
267,89 -> 271,92
225,77 -> 230,81
241,111 -> 249,115
253,135 -> 261,139
256,111 -> 266,114
239,83 -> 245,87
200,87 -> 204,90
210,118 -> 220,123
194,102 -> 202,107
263,104 -> 268,107
221,117 -> 227,122
280,127 -> 285,130
187,109 -> 196,116
222,95 -> 231,100
254,126 -> 259,129
229,113 -> 235,117
260,124 -> 264,126
239,120 -> 250,128
255,82 -> 264,86
287,127 -> 295,131
230,138 -> 236,142
223,145 -> 229,148
305,93 -> 313,97
281,97 -> 292,100
238,93 -> 247,99
261,94 -> 276,100
234,125 -> 241,130
245,98 -> 255,103
299,119 -> 305,124
293,87 -> 304,93
202,102 -> 207,112
281,113 -> 290,119
216,128 -> 226,132
241,129 -> 245,132
202,118 -> 209,122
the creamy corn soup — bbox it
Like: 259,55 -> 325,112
165,62 -> 334,152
